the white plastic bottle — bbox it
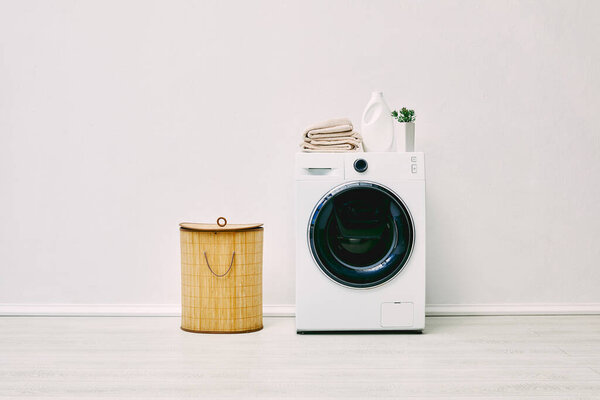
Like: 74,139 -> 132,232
361,91 -> 394,152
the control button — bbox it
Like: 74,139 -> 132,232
411,156 -> 417,162
411,164 -> 417,173
354,158 -> 368,173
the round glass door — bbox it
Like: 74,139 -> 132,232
308,182 -> 414,288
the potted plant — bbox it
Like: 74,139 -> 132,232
391,107 -> 416,152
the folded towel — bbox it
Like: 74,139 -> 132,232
306,130 -> 358,140
301,142 -> 360,152
300,117 -> 363,153
302,118 -> 353,139
306,131 -> 362,146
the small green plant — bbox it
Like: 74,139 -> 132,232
391,107 -> 416,123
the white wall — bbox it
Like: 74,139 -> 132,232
1,0 -> 599,312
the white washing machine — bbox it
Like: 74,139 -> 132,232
295,152 -> 426,332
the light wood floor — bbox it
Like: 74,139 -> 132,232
1,316 -> 600,399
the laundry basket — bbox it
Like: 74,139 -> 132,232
180,217 -> 263,333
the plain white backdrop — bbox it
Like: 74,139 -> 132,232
1,0 -> 599,313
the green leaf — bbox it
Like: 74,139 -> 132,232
391,107 -> 416,123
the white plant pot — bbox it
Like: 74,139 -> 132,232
394,122 -> 415,152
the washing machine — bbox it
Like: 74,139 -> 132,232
295,152 -> 426,332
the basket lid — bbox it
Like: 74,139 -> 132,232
179,217 -> 262,232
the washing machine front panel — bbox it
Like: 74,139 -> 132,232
309,181 -> 414,289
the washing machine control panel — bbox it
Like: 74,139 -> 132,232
295,152 -> 424,181
345,153 -> 425,180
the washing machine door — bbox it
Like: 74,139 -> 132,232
309,181 -> 414,288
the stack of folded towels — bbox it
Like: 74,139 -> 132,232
300,118 -> 363,152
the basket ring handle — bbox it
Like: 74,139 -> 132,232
216,217 -> 227,227
203,251 -> 235,277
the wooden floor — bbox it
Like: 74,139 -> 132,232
1,316 -> 600,399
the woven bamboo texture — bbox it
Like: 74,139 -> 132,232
180,227 -> 263,333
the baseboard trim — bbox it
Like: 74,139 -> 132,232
263,304 -> 296,317
0,304 -> 182,317
0,304 -> 296,317
425,303 -> 600,316
1,303 -> 599,317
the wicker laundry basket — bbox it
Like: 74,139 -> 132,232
179,217 -> 263,333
